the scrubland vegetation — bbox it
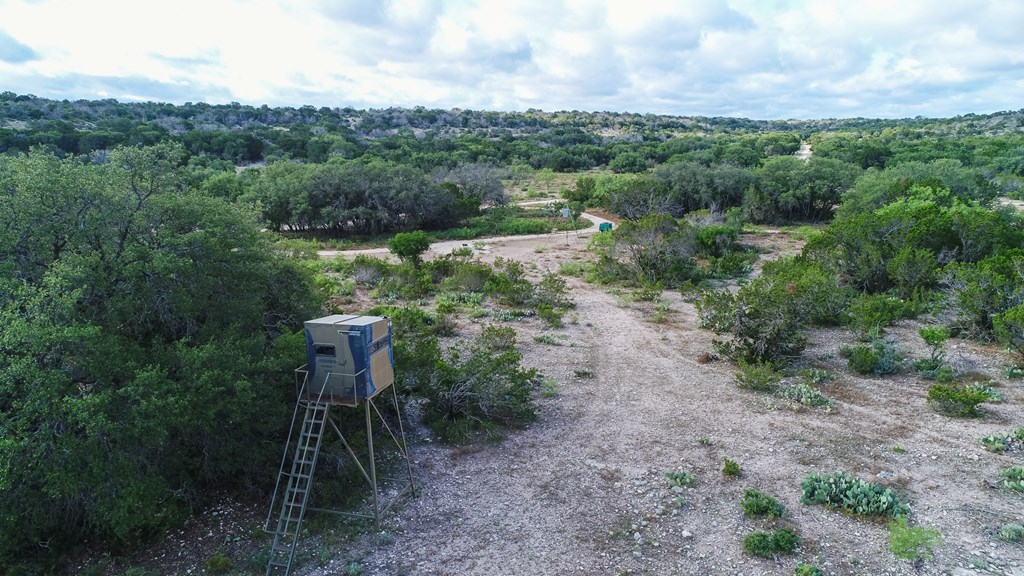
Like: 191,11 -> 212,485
2,93 -> 1024,573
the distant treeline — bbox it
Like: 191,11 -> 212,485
2,92 -> 1023,174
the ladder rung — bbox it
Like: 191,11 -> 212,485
265,396 -> 335,576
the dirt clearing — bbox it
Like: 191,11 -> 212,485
92,229 -> 1024,576
305,231 -> 1024,576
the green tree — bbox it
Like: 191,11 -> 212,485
608,151 -> 647,173
389,230 -> 432,267
0,146 -> 321,568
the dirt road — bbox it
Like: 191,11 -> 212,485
316,211 -> 613,261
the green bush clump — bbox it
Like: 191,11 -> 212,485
534,272 -> 573,309
696,224 -> 739,258
945,249 -> 1024,338
205,553 -> 234,574
913,326 -> 953,380
888,517 -> 942,561
485,258 -> 534,306
998,523 -> 1024,543
723,458 -> 741,477
350,254 -> 392,285
434,313 -> 458,336
437,260 -> 493,293
591,213 -> 703,287
794,563 -> 823,576
703,251 -> 756,279
742,528 -> 799,558
1000,467 -> 1024,492
665,470 -> 695,488
388,230 -> 432,267
421,325 -> 538,443
847,293 -> 919,337
699,259 -> 845,363
927,383 -> 990,417
841,338 -> 902,375
800,471 -> 910,517
558,261 -> 590,278
735,359 -> 782,391
436,291 -> 485,309
741,488 -> 784,518
536,303 -> 565,328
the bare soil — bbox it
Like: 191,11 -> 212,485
79,229 -> 1024,576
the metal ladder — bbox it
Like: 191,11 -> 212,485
265,394 -> 330,576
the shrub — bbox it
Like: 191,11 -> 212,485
794,563 -> 823,576
887,246 -> 938,298
723,458 -> 741,477
998,523 -> 1024,543
927,383 -> 989,417
350,255 -> 391,285
632,282 -> 663,302
697,264 -> 821,363
485,258 -> 533,306
438,260 -> 492,292
799,368 -> 835,385
888,517 -> 942,561
423,338 -> 538,443
533,334 -> 562,346
205,554 -> 234,574
609,213 -> 702,287
759,257 -> 852,327
741,488 -> 784,518
1000,467 -> 1024,492
914,326 -> 952,380
800,471 -> 910,517
665,470 -> 694,488
434,313 -> 457,336
388,230 -> 432,267
479,324 -> 517,351
703,251 -> 756,279
343,562 -> 367,576
841,338 -> 902,375
944,249 -> 1024,338
534,272 -> 573,309
696,224 -> 739,258
735,359 -> 782,391
1005,364 -> 1024,379
374,263 -> 434,300
742,528 -> 799,558
536,303 -> 565,328
994,303 -> 1024,360
558,261 -> 590,277
847,293 -> 917,337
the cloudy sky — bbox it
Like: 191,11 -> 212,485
1,0 -> 1022,119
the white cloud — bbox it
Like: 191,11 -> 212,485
0,0 -> 1022,118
